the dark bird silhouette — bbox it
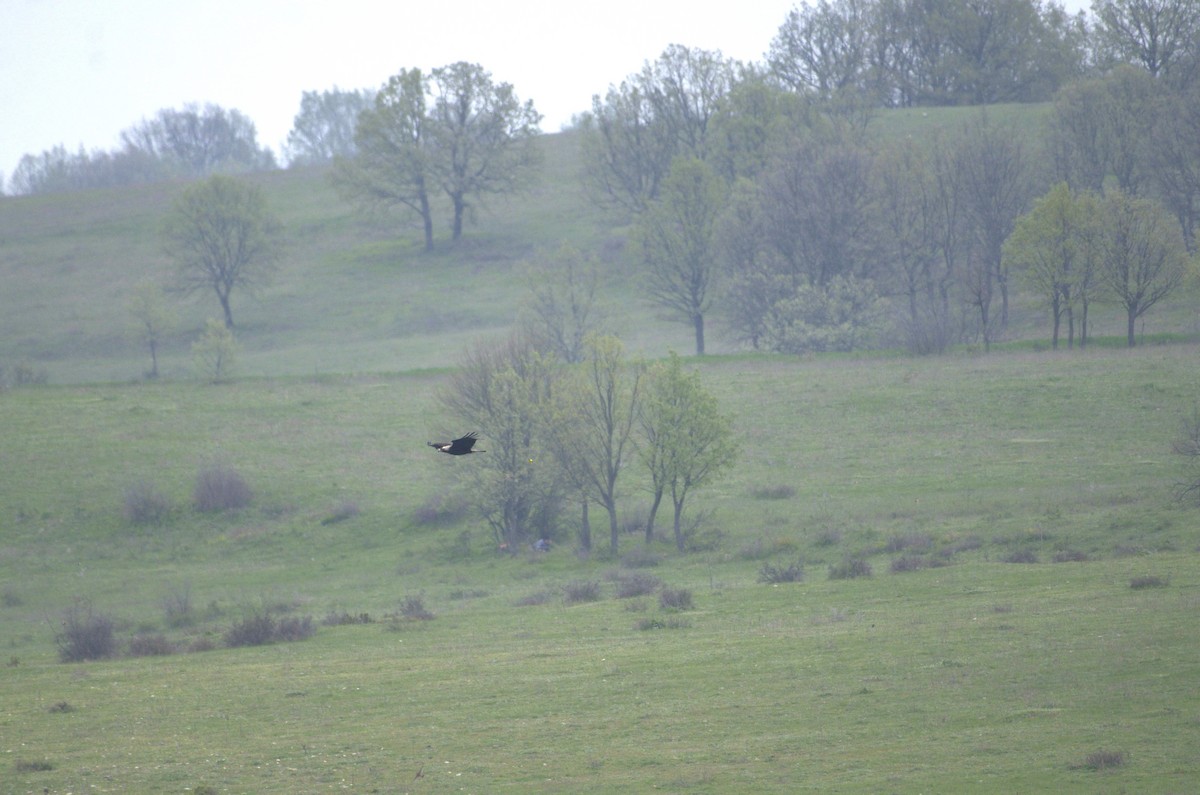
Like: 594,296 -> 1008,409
428,432 -> 485,455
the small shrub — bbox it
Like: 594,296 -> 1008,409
751,484 -> 795,500
56,600 -> 116,662
659,587 -> 693,611
1052,549 -> 1089,563
636,616 -> 691,631
400,594 -> 435,620
613,571 -> 661,598
14,759 -> 54,772
619,545 -> 662,568
128,633 -> 175,657
2,587 -> 22,607
161,582 -> 193,628
48,701 -> 73,713
322,611 -> 373,626
1082,749 -> 1126,770
224,612 -> 276,647
758,560 -> 805,583
193,463 -> 252,512
563,580 -> 602,604
275,615 -> 314,642
320,501 -> 361,525
122,480 -> 173,525
1129,575 -> 1169,590
890,555 -> 927,573
514,591 -> 553,607
193,786 -> 219,795
413,493 -> 468,525
829,556 -> 873,580
192,318 -> 238,382
1003,549 -> 1038,564
884,533 -> 934,553
187,636 -> 219,653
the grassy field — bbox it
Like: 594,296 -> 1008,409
2,347 -> 1199,793
3,104 -> 1200,792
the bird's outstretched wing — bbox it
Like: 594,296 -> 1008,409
448,432 -> 481,454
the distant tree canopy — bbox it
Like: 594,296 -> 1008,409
10,103 -> 275,195
334,62 -> 542,250
286,88 -> 376,165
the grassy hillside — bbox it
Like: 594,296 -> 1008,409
3,104 -> 1200,792
1,106 -> 1196,386
2,346 -> 1199,792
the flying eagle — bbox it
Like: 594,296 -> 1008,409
428,432 -> 485,455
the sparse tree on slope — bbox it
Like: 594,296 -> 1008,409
639,352 -> 737,551
163,175 -> 281,329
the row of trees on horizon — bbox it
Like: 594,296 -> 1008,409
5,0 -> 1197,195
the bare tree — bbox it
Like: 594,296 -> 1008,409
635,157 -> 725,355
954,115 -> 1035,347
1095,0 -> 1200,79
163,175 -> 281,328
126,281 -> 177,378
518,244 -> 610,364
122,103 -> 275,176
546,336 -> 643,556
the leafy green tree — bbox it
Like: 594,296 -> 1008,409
635,157 -> 725,355
639,352 -> 737,551
163,175 -> 281,329
333,69 -> 436,251
192,318 -> 238,382
286,87 -> 375,165
1096,190 -> 1189,346
442,334 -> 563,549
427,62 -> 543,241
1004,183 -> 1101,349
126,281 -> 177,378
546,336 -> 643,556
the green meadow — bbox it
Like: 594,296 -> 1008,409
2,109 -> 1200,793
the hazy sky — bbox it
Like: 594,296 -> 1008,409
2,0 -> 1092,183
1,0 -> 795,179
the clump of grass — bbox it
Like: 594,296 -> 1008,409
635,616 -> 692,631
400,594 -> 435,620
320,500 -> 361,525
751,484 -> 796,500
1052,549 -> 1089,563
884,533 -> 933,553
48,701 -> 73,713
122,480 -> 173,525
829,556 -> 873,580
659,587 -> 693,611
56,600 -> 116,662
759,560 -> 805,583
2,587 -> 22,607
613,571 -> 661,598
1082,749 -> 1126,770
161,582 -> 193,628
275,615 -> 315,642
193,462 -> 252,512
563,580 -> 602,604
1129,575 -> 1169,590
1003,549 -> 1039,564
412,493 -> 468,525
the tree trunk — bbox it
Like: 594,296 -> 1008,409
645,489 -> 663,543
148,339 -> 159,378
672,500 -> 685,552
451,192 -> 465,240
217,289 -> 234,329
419,185 -> 434,252
607,501 -> 620,557
578,499 -> 591,552
693,313 -> 705,356
1127,308 -> 1137,347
